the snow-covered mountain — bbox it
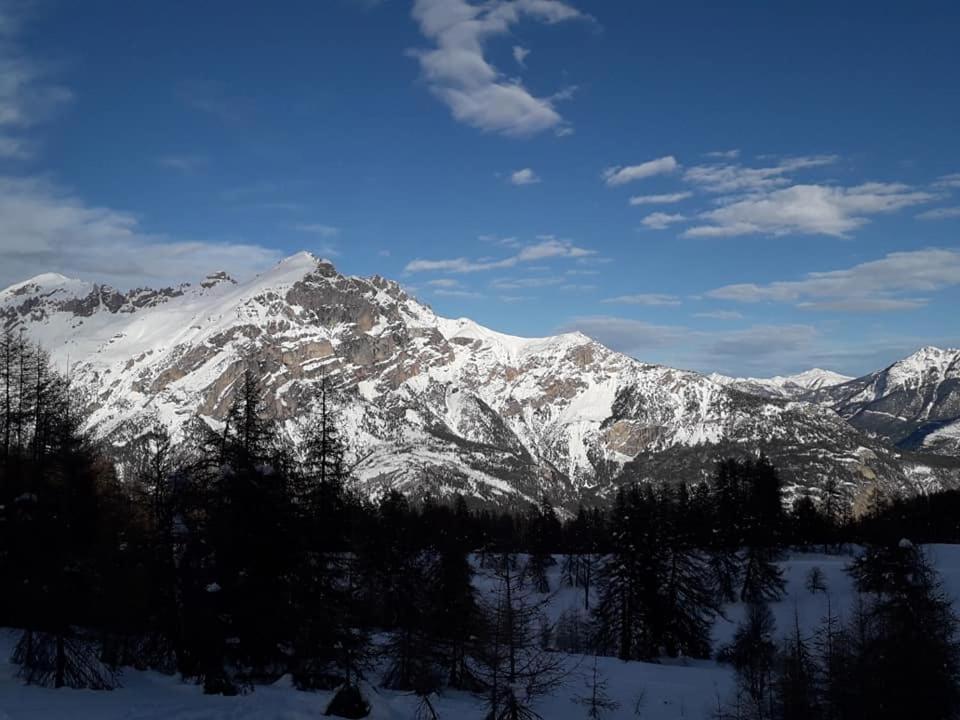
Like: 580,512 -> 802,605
709,368 -> 854,399
2,252 -> 956,510
809,346 -> 960,455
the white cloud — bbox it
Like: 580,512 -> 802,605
684,182 -> 934,238
602,293 -> 681,306
0,3 -> 72,159
426,278 -> 461,288
683,155 -> 837,193
513,45 -> 530,67
640,212 -> 686,230
560,283 -> 596,292
409,0 -> 585,137
509,167 -> 540,185
693,310 -> 743,320
707,248 -> 960,312
0,176 -> 281,289
705,149 -> 740,159
561,316 -> 687,351
293,223 -> 340,237
406,236 -> 593,273
602,156 -> 678,186
562,315 -> 844,374
479,233 -> 520,246
434,288 -> 482,298
491,276 -> 562,289
917,206 -> 960,221
933,173 -> 960,189
796,298 -> 926,312
708,324 -> 818,357
628,191 -> 692,206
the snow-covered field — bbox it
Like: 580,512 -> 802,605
5,545 -> 960,719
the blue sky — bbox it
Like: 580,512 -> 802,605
1,0 -> 958,376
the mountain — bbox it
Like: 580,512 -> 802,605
809,346 -> 960,456
708,368 -> 854,399
2,252 -> 957,510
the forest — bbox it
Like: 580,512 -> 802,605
2,334 -> 960,720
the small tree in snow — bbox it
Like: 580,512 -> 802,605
474,553 -> 567,720
805,566 -> 827,595
572,655 -> 620,719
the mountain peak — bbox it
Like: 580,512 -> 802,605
891,345 -> 959,375
281,250 -> 335,270
3,260 -> 956,509
2,272 -> 76,296
787,368 -> 854,387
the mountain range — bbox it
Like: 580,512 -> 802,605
3,252 -> 959,512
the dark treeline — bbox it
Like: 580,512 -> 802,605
1,335 -> 959,719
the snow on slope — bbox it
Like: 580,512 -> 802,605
1,253 -> 953,509
709,368 -> 853,399
923,418 -> 960,455
813,346 -> 960,451
6,545 -> 960,719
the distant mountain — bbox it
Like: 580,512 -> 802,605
709,368 -> 854,399
2,252 -> 957,510
809,346 -> 960,456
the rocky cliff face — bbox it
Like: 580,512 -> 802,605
3,252 -> 957,510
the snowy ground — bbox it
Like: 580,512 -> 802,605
5,545 -> 960,719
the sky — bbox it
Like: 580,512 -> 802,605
0,0 -> 958,377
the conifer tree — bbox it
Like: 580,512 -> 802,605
775,612 -> 820,720
725,601 -> 778,719
845,539 -> 960,719
572,655 -> 620,719
475,553 -> 566,720
524,496 -> 561,593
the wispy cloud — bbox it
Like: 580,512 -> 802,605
512,45 -> 530,67
434,288 -> 482,298
562,316 -> 826,374
683,155 -> 837,193
426,278 -> 461,288
157,154 -> 208,173
177,79 -> 253,125
0,134 -> 28,158
640,212 -> 686,230
629,191 -> 692,206
405,237 -> 593,273
602,156 -> 678,186
707,324 -> 818,357
509,167 -> 540,185
707,248 -> 960,311
705,149 -> 740,159
491,276 -> 563,289
479,233 -> 520,247
0,176 -> 280,288
560,283 -> 596,292
566,268 -> 599,276
293,223 -> 340,237
0,2 -> 72,158
560,316 -> 687,351
693,310 -> 744,320
917,206 -> 960,221
933,173 -> 960,189
684,182 -> 934,238
409,0 -> 586,137
602,293 -> 681,306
